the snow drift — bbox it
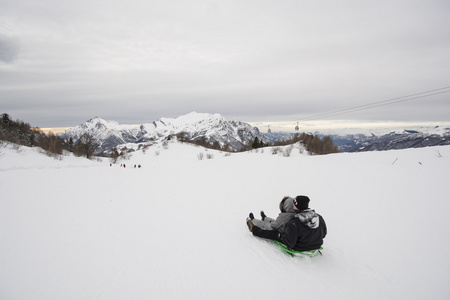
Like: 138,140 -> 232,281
1,141 -> 450,299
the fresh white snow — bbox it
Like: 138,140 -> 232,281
1,141 -> 450,299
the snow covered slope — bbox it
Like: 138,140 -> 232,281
61,112 -> 271,154
1,141 -> 450,299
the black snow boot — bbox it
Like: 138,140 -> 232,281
260,211 -> 267,221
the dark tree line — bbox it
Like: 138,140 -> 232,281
175,132 -> 232,152
1,113 -> 65,155
0,113 -> 98,158
250,137 -> 269,149
176,130 -> 339,155
270,132 -> 339,155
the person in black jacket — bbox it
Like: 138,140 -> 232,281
246,195 -> 327,251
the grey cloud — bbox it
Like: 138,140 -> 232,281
0,34 -> 19,63
1,0 -> 450,129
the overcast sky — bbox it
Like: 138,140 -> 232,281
1,0 -> 450,131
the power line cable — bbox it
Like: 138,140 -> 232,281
297,86 -> 450,122
302,90 -> 450,121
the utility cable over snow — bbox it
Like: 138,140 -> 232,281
296,86 -> 450,122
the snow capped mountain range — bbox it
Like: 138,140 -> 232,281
61,111 -> 450,155
267,125 -> 450,152
311,126 -> 450,152
61,112 -> 271,154
342,128 -> 450,152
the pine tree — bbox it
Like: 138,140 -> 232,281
252,137 -> 261,149
68,137 -> 74,152
74,133 -> 98,158
110,147 -> 120,163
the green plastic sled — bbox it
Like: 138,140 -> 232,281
275,241 -> 323,257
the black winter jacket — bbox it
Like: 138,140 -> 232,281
252,209 -> 327,251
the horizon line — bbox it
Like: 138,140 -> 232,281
40,120 -> 450,134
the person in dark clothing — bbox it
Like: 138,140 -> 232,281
246,195 -> 327,251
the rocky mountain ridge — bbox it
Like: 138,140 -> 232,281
310,126 -> 450,152
60,112 -> 272,155
342,128 -> 450,152
265,126 -> 450,152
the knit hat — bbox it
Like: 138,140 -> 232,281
293,195 -> 310,210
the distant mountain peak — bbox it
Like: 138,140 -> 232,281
88,117 -> 119,125
70,117 -> 122,133
158,112 -> 224,127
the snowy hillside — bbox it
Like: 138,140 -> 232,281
1,141 -> 450,299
